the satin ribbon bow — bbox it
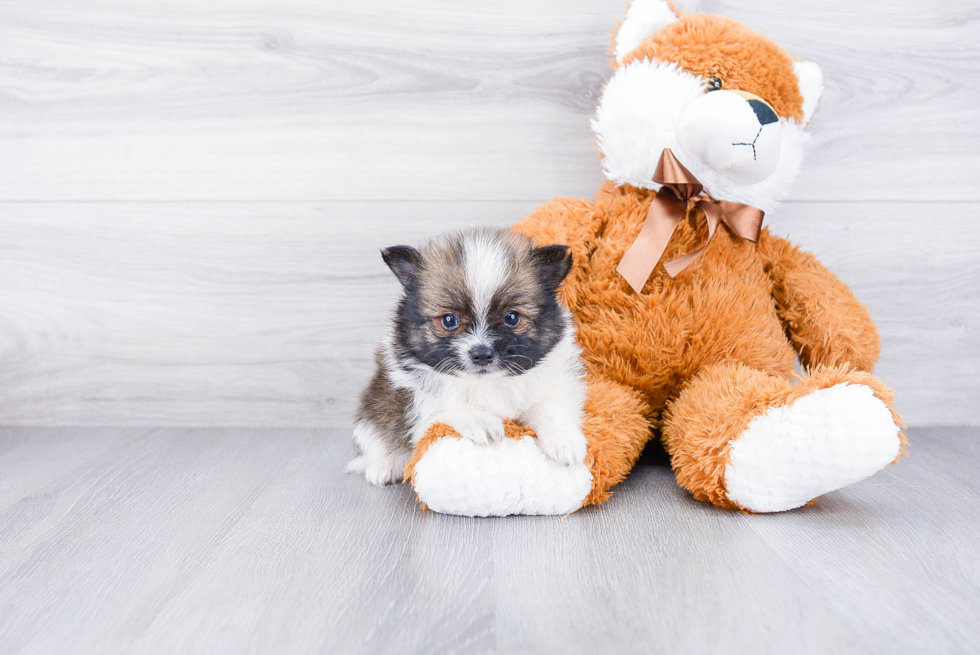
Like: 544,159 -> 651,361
616,148 -> 765,294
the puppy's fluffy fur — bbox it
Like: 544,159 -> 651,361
347,227 -> 588,486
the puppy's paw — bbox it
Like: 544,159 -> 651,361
535,422 -> 588,467
440,411 -> 506,446
346,455 -> 404,486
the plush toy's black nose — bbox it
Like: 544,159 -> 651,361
469,344 -> 494,366
748,99 -> 778,125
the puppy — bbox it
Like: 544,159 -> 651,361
347,227 -> 588,486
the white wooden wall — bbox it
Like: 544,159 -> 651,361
1,0 -> 978,427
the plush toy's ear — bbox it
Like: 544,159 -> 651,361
381,245 -> 422,289
793,60 -> 824,126
614,0 -> 682,64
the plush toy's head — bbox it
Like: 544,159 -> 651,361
592,0 -> 823,212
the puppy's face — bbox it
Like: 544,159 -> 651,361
383,229 -> 572,377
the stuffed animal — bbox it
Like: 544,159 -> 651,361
404,0 -> 906,516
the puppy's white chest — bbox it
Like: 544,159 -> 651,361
460,377 -> 527,417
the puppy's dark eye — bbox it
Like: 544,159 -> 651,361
707,76 -> 723,91
440,313 -> 460,331
502,310 -> 521,328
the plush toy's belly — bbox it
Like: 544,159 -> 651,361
575,221 -> 796,418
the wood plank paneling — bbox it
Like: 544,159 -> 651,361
0,200 -> 974,426
0,0 -> 976,425
0,426 -> 977,653
0,0 -> 977,201
0,202 -> 535,426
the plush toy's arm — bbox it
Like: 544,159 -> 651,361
513,197 -> 601,311
757,229 -> 880,372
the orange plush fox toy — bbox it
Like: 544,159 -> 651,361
405,0 -> 906,516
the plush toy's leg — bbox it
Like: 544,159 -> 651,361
405,375 -> 651,516
662,363 -> 906,512
579,376 -> 653,506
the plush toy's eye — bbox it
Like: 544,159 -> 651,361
440,313 -> 460,331
707,76 -> 724,91
502,310 -> 521,328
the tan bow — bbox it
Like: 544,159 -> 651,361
616,148 -> 765,294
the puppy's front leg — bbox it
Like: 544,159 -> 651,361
424,410 -> 506,446
523,401 -> 587,466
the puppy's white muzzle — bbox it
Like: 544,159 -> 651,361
677,90 -> 783,185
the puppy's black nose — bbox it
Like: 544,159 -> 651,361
469,344 -> 494,366
748,98 -> 778,125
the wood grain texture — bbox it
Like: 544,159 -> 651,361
0,426 -> 977,654
1,200 -> 976,427
0,0 -> 977,426
0,0 -> 977,201
0,201 -> 532,426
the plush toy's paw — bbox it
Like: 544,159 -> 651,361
535,421 -> 588,467
434,410 -> 506,447
408,421 -> 593,517
345,454 -> 405,487
724,383 -> 902,512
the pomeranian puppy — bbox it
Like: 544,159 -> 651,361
347,227 -> 588,486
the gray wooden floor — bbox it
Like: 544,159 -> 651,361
1,427 -> 977,654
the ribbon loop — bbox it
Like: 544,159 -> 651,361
653,148 -> 703,201
616,149 -> 765,293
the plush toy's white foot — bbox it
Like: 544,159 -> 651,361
412,436 -> 593,517
724,383 -> 902,513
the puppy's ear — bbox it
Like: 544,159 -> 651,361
381,245 -> 422,288
532,245 -> 573,291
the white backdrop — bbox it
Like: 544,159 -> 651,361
1,0 -> 977,426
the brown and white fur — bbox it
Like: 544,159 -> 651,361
347,228 -> 588,486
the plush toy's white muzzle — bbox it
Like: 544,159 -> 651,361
677,90 -> 783,185
593,59 -> 817,213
